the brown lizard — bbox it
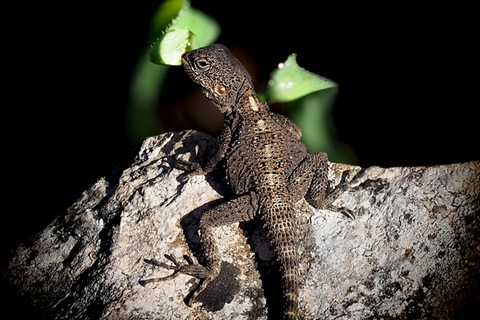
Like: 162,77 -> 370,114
140,44 -> 343,320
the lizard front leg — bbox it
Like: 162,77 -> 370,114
177,124 -> 232,181
140,193 -> 258,306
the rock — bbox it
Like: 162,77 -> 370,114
6,131 -> 480,319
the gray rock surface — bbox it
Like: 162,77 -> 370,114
7,131 -> 480,319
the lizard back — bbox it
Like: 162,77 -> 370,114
225,96 -> 308,198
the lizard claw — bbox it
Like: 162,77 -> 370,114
341,208 -> 355,220
139,254 -> 209,287
319,201 -> 356,220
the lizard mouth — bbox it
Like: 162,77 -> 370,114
181,52 -> 213,96
181,54 -> 195,79
181,52 -> 190,67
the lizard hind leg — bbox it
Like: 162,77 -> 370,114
287,152 -> 329,208
288,152 -> 355,219
141,194 -> 258,306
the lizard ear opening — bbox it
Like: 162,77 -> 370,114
215,84 -> 227,96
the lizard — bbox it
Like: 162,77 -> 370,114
140,44 -> 343,320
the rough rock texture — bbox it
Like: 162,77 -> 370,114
6,131 -> 480,319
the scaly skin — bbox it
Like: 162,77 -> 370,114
141,44 -> 334,320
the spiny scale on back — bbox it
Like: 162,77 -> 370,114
141,44 -> 337,320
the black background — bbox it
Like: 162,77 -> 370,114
3,1 -> 479,313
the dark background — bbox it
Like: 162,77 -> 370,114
3,0 -> 478,304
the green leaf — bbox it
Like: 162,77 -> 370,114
263,54 -> 337,103
149,0 -> 220,66
150,29 -> 198,65
127,0 -> 220,143
150,0 -> 184,33
261,54 -> 357,163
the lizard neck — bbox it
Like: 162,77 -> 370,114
223,90 -> 269,132
234,88 -> 270,117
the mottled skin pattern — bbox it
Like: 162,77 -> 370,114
141,44 -> 335,320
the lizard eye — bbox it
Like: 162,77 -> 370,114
194,58 -> 211,72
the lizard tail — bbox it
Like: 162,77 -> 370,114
262,203 -> 299,320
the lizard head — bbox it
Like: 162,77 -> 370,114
182,44 -> 252,113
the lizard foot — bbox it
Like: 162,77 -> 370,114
319,185 -> 356,220
139,254 -> 212,307
175,159 -> 205,183
320,202 -> 355,220
139,254 -> 208,284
